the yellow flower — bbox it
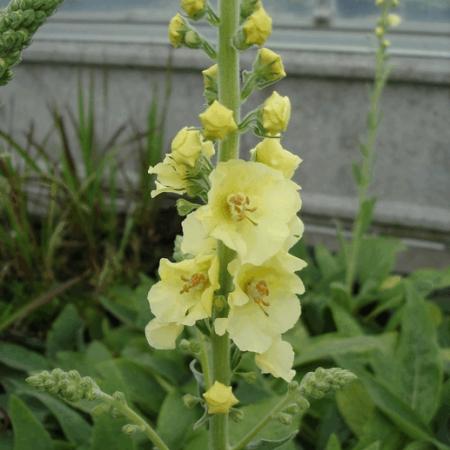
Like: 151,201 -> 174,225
181,209 -> 217,256
199,101 -> 238,140
255,339 -> 296,382
375,0 -> 384,5
148,155 -> 189,198
256,48 -> 286,81
145,320 -> 183,350
197,160 -> 301,264
203,381 -> 239,414
243,6 -> 272,46
215,252 -> 305,353
251,138 -> 301,179
387,13 -> 401,27
181,0 -> 206,18
202,64 -> 218,89
262,91 -> 291,135
171,127 -> 214,167
148,127 -> 214,197
168,13 -> 186,48
147,255 -> 219,328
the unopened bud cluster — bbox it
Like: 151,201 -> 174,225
374,0 -> 401,48
0,0 -> 63,85
299,367 -> 357,400
26,369 -> 100,402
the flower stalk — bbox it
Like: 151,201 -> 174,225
345,0 -> 399,294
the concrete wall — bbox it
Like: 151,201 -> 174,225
1,29 -> 449,270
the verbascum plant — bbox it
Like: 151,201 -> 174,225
27,1 -> 356,449
0,0 -> 63,85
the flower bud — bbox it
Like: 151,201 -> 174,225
203,381 -> 239,414
386,13 -> 401,27
168,13 -> 186,48
230,407 -> 245,423
375,26 -> 384,37
171,127 -> 208,167
284,403 -> 300,415
122,424 -> 141,435
181,0 -> 207,19
202,64 -> 218,104
199,100 -> 238,140
236,6 -> 272,49
251,138 -> 301,179
253,48 -> 286,87
276,412 -> 293,425
183,393 -> 201,408
261,91 -> 291,135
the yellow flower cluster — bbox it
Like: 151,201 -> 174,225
147,0 -> 305,389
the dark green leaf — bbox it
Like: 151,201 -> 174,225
357,237 -> 404,287
9,395 -> 53,450
294,333 -> 396,366
325,434 -> 341,450
91,415 -> 136,450
46,304 -> 84,359
0,342 -> 48,372
396,282 -> 443,423
336,381 -> 375,437
156,391 -> 198,449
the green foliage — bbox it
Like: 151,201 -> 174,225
0,77 -> 171,333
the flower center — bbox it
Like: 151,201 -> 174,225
246,279 -> 270,316
180,273 -> 208,294
227,192 -> 257,225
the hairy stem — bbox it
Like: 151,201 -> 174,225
345,2 -> 391,294
210,0 -> 241,449
98,393 -> 170,450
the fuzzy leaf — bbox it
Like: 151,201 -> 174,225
0,342 -> 48,372
156,391 -> 198,449
9,395 -> 53,450
396,283 -> 443,424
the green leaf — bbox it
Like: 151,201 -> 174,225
231,397 -> 300,447
294,333 -> 396,366
4,378 -> 91,447
32,392 -> 91,446
156,391 -> 198,449
8,395 -> 53,450
336,381 -> 375,437
361,443 -> 380,450
396,282 -> 443,424
91,415 -> 136,450
357,237 -> 404,287
404,443 -> 434,450
325,434 -> 341,450
246,432 -> 297,449
315,245 -> 340,280
352,368 -> 449,449
46,304 -> 84,359
0,433 -> 13,450
0,342 -> 49,372
96,359 -> 165,415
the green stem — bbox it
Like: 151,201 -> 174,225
198,331 -> 213,389
209,1 -> 240,449
99,393 -> 170,450
345,4 -> 390,295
